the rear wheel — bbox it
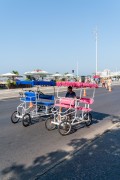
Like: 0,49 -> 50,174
11,111 -> 20,124
45,116 -> 56,131
58,121 -> 71,136
22,113 -> 31,127
83,113 -> 92,126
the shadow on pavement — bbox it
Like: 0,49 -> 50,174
92,111 -> 110,122
1,122 -> 120,180
1,150 -> 69,180
39,126 -> 120,180
1,137 -> 90,180
69,110 -> 120,136
92,111 -> 120,124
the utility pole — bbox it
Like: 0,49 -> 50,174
95,28 -> 98,75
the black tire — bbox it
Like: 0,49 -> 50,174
22,113 -> 31,127
58,121 -> 71,136
11,111 -> 20,124
83,113 -> 92,126
45,116 -> 56,131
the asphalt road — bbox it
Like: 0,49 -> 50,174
0,86 -> 120,180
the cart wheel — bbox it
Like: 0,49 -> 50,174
84,113 -> 92,126
45,117 -> 56,131
22,113 -> 31,127
11,111 -> 20,124
58,121 -> 71,136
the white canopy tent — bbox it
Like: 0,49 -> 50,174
0,73 -> 22,78
64,73 -> 74,77
24,70 -> 50,76
24,70 -> 51,80
52,73 -> 63,77
24,72 -> 32,76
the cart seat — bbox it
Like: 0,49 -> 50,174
39,94 -> 54,100
20,91 -> 36,102
55,103 -> 75,109
37,94 -> 54,106
20,97 -> 36,102
37,101 -> 54,106
60,98 -> 75,105
55,98 -> 75,109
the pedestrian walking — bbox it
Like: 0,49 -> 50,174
108,78 -> 112,92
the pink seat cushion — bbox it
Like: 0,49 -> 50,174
55,98 -> 75,109
60,98 -> 75,106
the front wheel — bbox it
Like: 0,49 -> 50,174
45,116 -> 56,131
58,121 -> 71,136
83,113 -> 92,126
11,111 -> 20,124
22,113 -> 31,127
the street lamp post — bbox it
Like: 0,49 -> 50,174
95,30 -> 98,75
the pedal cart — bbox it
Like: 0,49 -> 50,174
45,81 -> 98,135
11,81 -> 55,127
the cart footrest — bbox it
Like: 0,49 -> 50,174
77,107 -> 92,112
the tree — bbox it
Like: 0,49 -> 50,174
26,75 -> 32,80
12,70 -> 19,75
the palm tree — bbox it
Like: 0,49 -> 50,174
12,70 -> 19,75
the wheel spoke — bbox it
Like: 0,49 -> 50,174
58,121 -> 71,136
11,111 -> 20,124
22,114 -> 31,127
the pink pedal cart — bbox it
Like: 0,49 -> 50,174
45,81 -> 98,136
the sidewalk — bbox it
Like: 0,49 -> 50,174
0,81 -> 120,100
38,123 -> 120,180
0,86 -> 67,100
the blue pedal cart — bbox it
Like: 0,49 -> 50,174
11,81 -> 56,127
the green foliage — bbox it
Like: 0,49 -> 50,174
26,75 -> 32,80
12,70 -> 19,75
6,79 -> 11,88
6,79 -> 16,88
25,78 -> 31,81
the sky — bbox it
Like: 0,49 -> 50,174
0,0 -> 120,76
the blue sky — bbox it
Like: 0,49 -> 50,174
0,0 -> 120,75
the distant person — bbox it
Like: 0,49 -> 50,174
105,78 -> 108,89
101,78 -> 105,88
107,78 -> 112,91
65,86 -> 76,98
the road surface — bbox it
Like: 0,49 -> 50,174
0,86 -> 120,180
